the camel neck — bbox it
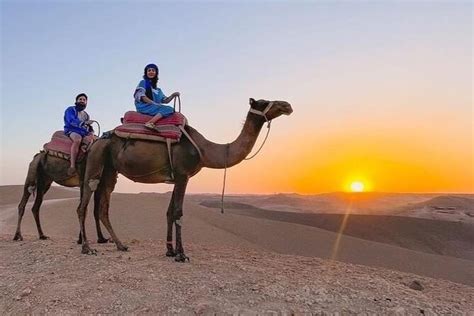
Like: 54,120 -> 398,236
186,112 -> 265,169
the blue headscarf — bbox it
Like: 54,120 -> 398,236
143,64 -> 159,100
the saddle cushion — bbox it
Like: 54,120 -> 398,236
123,111 -> 187,126
43,131 -> 93,161
114,112 -> 187,142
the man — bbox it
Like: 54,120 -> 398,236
63,93 -> 94,175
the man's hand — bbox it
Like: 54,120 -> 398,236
84,120 -> 94,125
171,92 -> 180,98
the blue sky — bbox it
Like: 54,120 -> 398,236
1,1 -> 472,193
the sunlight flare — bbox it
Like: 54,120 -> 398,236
350,181 -> 365,192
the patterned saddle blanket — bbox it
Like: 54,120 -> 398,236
114,111 -> 187,143
43,131 -> 94,162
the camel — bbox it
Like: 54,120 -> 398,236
13,151 -> 108,244
76,98 -> 293,261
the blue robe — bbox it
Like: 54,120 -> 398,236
134,80 -> 174,117
63,106 -> 90,137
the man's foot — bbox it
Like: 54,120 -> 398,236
67,166 -> 76,176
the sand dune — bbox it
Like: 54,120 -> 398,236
200,200 -> 474,260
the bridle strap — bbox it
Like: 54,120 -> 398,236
248,101 -> 274,124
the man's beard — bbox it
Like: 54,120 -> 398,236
75,102 -> 86,111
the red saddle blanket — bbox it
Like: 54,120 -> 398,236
43,131 -> 93,161
114,111 -> 187,142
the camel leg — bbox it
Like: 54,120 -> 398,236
77,181 -> 97,254
172,175 -> 189,262
77,139 -> 114,255
165,189 -> 177,257
13,184 -> 34,241
14,154 -> 42,241
94,190 -> 109,244
31,178 -> 52,240
96,166 -> 128,252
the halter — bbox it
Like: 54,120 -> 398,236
248,101 -> 274,125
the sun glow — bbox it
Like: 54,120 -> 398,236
350,181 -> 365,192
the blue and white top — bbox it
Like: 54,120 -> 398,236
64,106 -> 90,137
134,79 -> 174,116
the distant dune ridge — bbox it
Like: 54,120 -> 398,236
1,185 -> 473,313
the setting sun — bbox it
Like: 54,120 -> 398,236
350,181 -> 365,192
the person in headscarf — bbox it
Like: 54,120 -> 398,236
133,63 -> 180,130
63,93 -> 94,175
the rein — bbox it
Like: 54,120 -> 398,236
221,102 -> 274,213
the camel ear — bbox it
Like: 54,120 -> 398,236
249,98 -> 255,105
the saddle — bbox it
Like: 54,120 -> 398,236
114,111 -> 187,143
43,131 -> 94,162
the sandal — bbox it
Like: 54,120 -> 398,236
144,122 -> 156,130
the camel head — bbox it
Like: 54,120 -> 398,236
249,98 -> 293,122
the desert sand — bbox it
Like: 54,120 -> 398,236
1,185 -> 473,314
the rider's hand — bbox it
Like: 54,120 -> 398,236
84,120 -> 94,125
172,92 -> 180,98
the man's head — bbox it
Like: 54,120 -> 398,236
75,93 -> 88,111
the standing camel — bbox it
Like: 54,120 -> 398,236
77,98 -> 293,261
14,151 -> 108,243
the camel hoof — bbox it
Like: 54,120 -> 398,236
166,249 -> 177,257
13,232 -> 23,241
97,237 -> 109,244
39,235 -> 49,240
117,244 -> 129,252
81,245 -> 97,255
174,253 -> 189,262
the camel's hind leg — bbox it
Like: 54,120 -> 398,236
96,165 -> 128,251
14,154 -> 43,241
31,178 -> 53,240
13,184 -> 35,241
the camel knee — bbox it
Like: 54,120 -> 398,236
27,185 -> 36,194
88,179 -> 100,192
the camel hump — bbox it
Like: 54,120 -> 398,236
43,131 -> 92,162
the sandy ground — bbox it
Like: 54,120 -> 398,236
1,185 -> 473,314
1,236 -> 473,314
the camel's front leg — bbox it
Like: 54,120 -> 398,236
93,190 -> 110,243
96,165 -> 128,252
171,175 -> 189,262
77,184 -> 96,255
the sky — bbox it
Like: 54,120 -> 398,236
1,1 -> 472,194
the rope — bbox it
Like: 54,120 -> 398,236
220,108 -> 274,214
244,121 -> 272,160
221,144 -> 229,213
